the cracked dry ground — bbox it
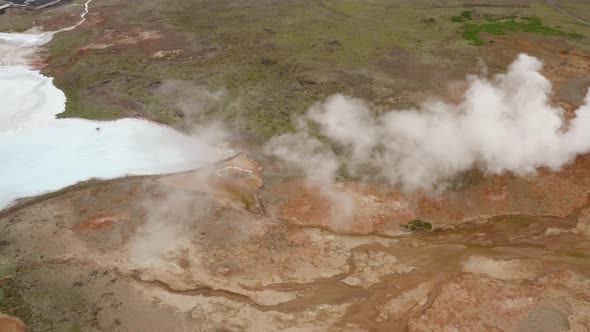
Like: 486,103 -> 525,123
0,154 -> 589,331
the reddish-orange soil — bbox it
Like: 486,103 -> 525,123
0,315 -> 25,332
72,212 -> 126,231
270,180 -> 415,234
265,153 -> 590,235
490,35 -> 590,108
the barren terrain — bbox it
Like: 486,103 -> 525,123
1,153 -> 590,330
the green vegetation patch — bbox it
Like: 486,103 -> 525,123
452,13 -> 583,46
452,10 -> 473,23
56,93 -> 127,120
0,279 -> 32,324
401,219 -> 433,232
0,264 -> 16,278
45,0 -> 478,142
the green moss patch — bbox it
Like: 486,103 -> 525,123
0,279 -> 32,325
0,264 -> 16,278
453,13 -> 583,46
401,219 -> 433,232
56,93 -> 127,121
452,10 -> 473,23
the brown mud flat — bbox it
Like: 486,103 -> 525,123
1,154 -> 589,331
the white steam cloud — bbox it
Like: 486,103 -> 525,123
267,130 -> 355,224
129,188 -> 211,266
128,83 -> 234,266
266,54 -> 590,193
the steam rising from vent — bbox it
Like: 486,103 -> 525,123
129,188 -> 212,266
267,131 -> 355,224
266,54 -> 590,192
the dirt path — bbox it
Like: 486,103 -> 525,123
542,0 -> 590,27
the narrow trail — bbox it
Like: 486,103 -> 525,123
542,0 -> 590,27
0,0 -> 94,66
54,0 -> 94,34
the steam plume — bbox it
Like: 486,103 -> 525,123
128,84 -> 234,266
267,54 -> 590,192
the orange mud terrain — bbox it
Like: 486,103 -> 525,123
1,151 -> 590,331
